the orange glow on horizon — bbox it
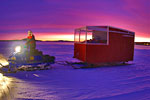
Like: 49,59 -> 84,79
36,34 -> 74,41
37,34 -> 150,42
1,32 -> 150,42
135,37 -> 150,42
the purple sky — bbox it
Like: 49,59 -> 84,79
0,0 -> 150,41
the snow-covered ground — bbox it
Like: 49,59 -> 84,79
0,41 -> 150,100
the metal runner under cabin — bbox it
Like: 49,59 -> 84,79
74,26 -> 135,64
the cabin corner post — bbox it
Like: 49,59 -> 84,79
107,26 -> 109,45
85,26 -> 87,62
133,32 -> 135,42
74,29 -> 76,43
85,26 -> 87,44
79,29 -> 81,42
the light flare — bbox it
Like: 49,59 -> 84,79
0,60 -> 9,68
15,46 -> 21,53
0,73 -> 12,99
0,73 -> 3,81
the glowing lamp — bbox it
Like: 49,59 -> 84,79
15,46 -> 21,53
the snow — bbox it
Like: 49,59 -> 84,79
0,41 -> 150,100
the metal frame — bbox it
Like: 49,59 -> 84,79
107,26 -> 109,45
74,26 -> 135,44
75,26 -> 109,45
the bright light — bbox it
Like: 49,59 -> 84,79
0,55 -> 9,68
0,73 -> 10,90
15,46 -> 21,53
0,73 -> 12,99
0,62 -> 9,68
0,73 -> 3,81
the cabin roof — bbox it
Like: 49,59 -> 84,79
75,26 -> 135,35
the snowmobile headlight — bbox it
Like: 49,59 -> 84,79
15,46 -> 21,53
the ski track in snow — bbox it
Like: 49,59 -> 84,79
0,41 -> 150,100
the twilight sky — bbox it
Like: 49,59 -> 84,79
0,0 -> 150,41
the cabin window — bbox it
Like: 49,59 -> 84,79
74,30 -> 79,42
86,31 -> 108,44
80,30 -> 86,43
87,32 -> 93,40
75,27 -> 109,45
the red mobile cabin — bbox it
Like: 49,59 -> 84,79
74,26 -> 135,64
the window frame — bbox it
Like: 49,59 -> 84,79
74,26 -> 110,45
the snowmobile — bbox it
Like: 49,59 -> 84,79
1,45 -> 55,73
